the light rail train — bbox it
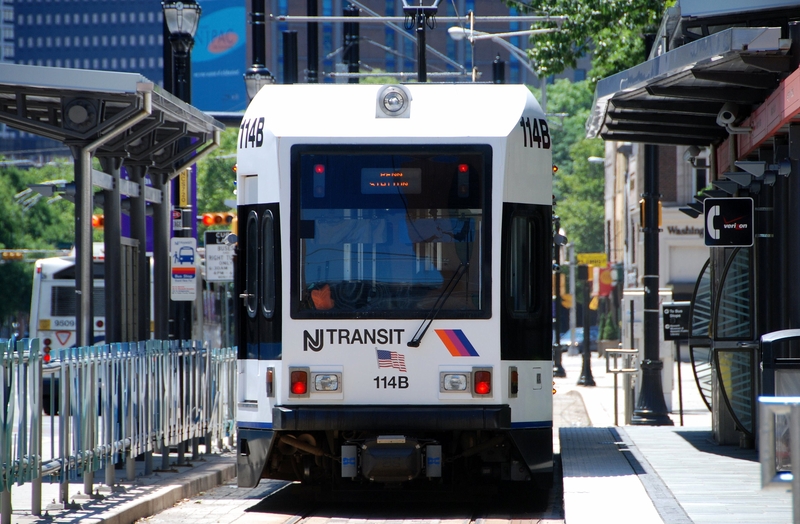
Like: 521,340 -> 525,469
235,82 -> 554,489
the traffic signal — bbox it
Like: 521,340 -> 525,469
201,212 -> 236,227
92,214 -> 104,228
639,199 -> 662,228
1,251 -> 24,261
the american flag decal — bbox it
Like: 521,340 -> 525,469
376,349 -> 407,372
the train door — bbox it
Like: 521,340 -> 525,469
237,204 -> 282,362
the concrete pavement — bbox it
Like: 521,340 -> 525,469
557,350 -> 793,524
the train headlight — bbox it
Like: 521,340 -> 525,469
376,85 -> 412,118
289,368 -> 310,397
313,373 -> 341,392
441,373 -> 468,392
472,368 -> 492,397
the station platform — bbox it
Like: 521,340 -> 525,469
6,351 -> 794,523
557,350 -> 793,524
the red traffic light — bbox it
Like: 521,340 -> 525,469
92,214 -> 104,228
201,212 -> 236,227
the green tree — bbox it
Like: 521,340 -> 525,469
534,79 -> 604,254
505,0 -> 666,84
196,127 -> 239,241
0,158 -> 76,330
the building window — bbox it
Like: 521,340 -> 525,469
693,157 -> 708,196
574,69 -> 586,82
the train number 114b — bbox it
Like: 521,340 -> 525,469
374,376 -> 409,389
519,117 -> 550,149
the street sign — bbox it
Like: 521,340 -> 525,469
204,231 -> 234,282
662,301 -> 691,341
577,252 -> 607,266
170,237 -> 197,301
704,197 -> 753,247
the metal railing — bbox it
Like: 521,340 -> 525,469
759,396 -> 800,524
0,338 -> 236,524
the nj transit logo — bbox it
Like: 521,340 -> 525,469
435,329 -> 479,357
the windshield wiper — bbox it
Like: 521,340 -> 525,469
407,262 -> 468,347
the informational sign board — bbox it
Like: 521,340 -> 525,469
170,237 -> 197,301
577,252 -> 608,266
704,197 -> 753,247
204,231 -> 234,282
662,301 -> 691,341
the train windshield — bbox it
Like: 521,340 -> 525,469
292,145 -> 491,319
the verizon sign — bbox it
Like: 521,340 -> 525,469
704,197 -> 753,247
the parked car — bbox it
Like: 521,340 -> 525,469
559,326 -> 599,353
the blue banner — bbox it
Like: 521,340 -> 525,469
191,1 -> 247,112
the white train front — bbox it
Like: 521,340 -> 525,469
235,83 -> 554,489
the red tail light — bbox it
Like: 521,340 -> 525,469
290,370 -> 308,395
474,370 -> 491,396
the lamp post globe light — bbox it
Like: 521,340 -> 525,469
244,0 -> 274,101
162,1 -> 201,103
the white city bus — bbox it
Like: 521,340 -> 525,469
29,243 -> 108,363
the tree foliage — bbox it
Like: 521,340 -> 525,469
505,0 -> 665,84
197,126 -> 238,239
535,79 -> 605,254
0,158 -> 76,330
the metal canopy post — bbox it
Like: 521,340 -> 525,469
100,157 -> 123,345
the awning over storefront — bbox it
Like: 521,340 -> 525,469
586,27 -> 790,147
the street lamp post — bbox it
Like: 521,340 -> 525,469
245,0 -> 274,100
163,0 -> 201,344
447,26 -> 558,109
631,144 -> 673,425
163,1 -> 201,467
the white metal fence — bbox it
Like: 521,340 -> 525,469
0,338 -> 236,524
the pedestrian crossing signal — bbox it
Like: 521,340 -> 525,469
92,214 -> 104,228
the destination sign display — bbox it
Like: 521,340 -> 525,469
361,168 -> 422,194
